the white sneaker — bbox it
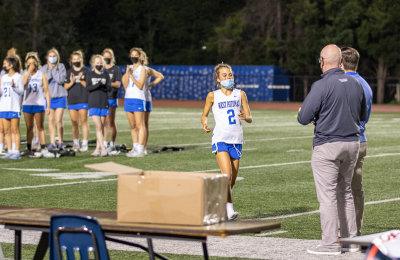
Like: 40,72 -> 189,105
126,150 -> 144,157
80,144 -> 88,152
100,149 -> 108,157
72,143 -> 80,152
42,148 -> 55,158
91,149 -> 100,157
228,211 -> 239,220
106,145 -> 115,153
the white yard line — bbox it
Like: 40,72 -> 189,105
2,168 -> 60,172
0,179 -> 116,192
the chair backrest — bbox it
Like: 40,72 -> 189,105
49,214 -> 109,260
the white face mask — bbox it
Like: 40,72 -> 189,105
48,57 -> 57,64
220,79 -> 234,89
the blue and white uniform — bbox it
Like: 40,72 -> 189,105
124,65 -> 146,112
22,71 -> 46,113
211,88 -> 243,159
144,66 -> 152,112
0,73 -> 24,118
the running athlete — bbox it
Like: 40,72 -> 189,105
86,54 -> 111,157
0,54 -> 24,159
121,47 -> 147,157
201,63 -> 252,220
64,50 -> 90,152
102,48 -> 122,152
21,52 -> 51,157
140,50 -> 164,155
41,48 -> 67,150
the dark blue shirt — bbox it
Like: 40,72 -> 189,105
298,68 -> 367,146
346,72 -> 373,142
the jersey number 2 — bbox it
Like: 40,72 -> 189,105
227,109 -> 236,125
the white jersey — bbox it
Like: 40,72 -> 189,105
23,71 -> 46,106
211,88 -> 244,145
125,65 -> 145,100
144,66 -> 152,102
0,73 -> 24,112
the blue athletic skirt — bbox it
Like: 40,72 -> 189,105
145,101 -> 152,112
0,111 -> 20,119
68,103 -> 88,110
88,108 -> 110,117
124,98 -> 146,112
50,97 -> 67,109
108,99 -> 118,108
23,105 -> 45,113
212,142 -> 243,159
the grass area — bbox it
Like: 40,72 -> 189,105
1,106 -> 400,259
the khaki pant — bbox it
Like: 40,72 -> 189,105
312,141 -> 359,247
352,141 -> 367,236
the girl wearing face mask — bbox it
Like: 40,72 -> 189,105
21,52 -> 51,157
201,63 -> 252,220
41,48 -> 67,150
86,55 -> 111,157
139,50 -> 164,155
0,51 -> 24,159
64,50 -> 90,152
101,48 -> 122,152
121,47 -> 147,157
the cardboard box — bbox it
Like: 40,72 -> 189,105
85,162 -> 228,225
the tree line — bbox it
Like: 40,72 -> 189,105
0,0 -> 399,103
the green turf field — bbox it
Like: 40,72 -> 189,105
1,106 -> 399,259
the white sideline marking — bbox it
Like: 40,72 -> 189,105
259,197 -> 400,221
286,149 -> 304,152
30,172 -> 115,180
163,136 -> 312,147
197,152 -> 400,173
0,179 -> 116,192
2,168 -> 60,172
255,230 -> 288,237
236,177 -> 244,181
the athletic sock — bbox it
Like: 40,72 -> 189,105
103,141 -> 108,148
82,140 -> 88,146
27,143 -> 32,151
12,142 -> 16,150
41,144 -> 46,149
226,203 -> 234,216
73,139 -> 79,145
110,141 -> 115,147
0,143 -> 4,151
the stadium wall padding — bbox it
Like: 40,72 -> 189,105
118,65 -> 290,102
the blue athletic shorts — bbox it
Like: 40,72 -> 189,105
108,99 -> 118,108
50,97 -> 67,109
212,142 -> 243,159
68,103 -> 88,110
145,101 -> 152,112
0,111 -> 20,119
124,98 -> 146,112
23,105 -> 45,113
88,108 -> 110,117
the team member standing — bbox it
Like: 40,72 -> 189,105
86,55 -> 111,157
122,47 -> 147,157
298,45 -> 367,255
41,48 -> 67,150
341,47 -> 373,236
0,68 -> 4,154
201,63 -> 252,220
0,54 -> 24,159
22,52 -> 51,157
64,50 -> 90,152
102,48 -> 121,152
140,50 -> 164,155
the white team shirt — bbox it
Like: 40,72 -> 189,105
0,73 -> 24,112
125,65 -> 145,100
211,88 -> 244,145
23,71 -> 46,106
144,66 -> 152,102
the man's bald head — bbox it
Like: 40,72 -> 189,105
320,44 -> 342,72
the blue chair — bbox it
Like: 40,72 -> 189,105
49,214 -> 109,260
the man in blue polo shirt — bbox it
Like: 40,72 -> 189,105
341,47 -> 373,236
298,44 -> 367,255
